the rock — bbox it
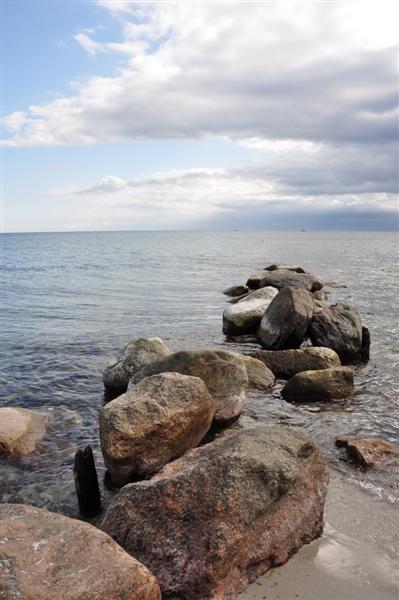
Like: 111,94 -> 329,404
0,407 -> 49,458
223,286 -> 278,335
309,304 -> 365,364
246,271 -> 323,292
264,263 -> 306,273
0,503 -> 161,600
100,373 -> 214,487
361,326 -> 371,362
281,367 -> 354,402
223,284 -> 249,297
103,337 -> 170,395
101,425 -> 328,600
257,287 -> 314,350
242,355 -> 276,390
247,347 -> 341,379
336,437 -> 399,469
130,350 -> 248,425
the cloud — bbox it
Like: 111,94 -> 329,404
45,140 -> 397,231
3,1 -> 398,148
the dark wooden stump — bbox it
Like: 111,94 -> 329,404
74,445 -> 101,517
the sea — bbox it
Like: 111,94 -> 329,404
1,230 -> 398,516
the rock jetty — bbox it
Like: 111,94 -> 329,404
1,258 -> 376,600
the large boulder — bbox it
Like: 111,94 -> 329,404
309,304 -> 367,364
0,407 -> 49,457
0,503 -> 161,600
130,350 -> 248,425
223,284 -> 249,297
242,355 -> 276,390
100,373 -> 214,486
102,425 -> 329,600
103,337 -> 170,395
336,436 -> 399,469
248,347 -> 341,379
246,271 -> 323,292
257,287 -> 314,350
281,367 -> 354,402
223,286 -> 278,335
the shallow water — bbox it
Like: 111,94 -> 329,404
1,230 -> 398,515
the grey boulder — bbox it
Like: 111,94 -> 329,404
130,349 -> 248,425
264,263 -> 306,273
257,287 -> 314,350
223,284 -> 249,297
100,373 -> 215,486
223,286 -> 278,335
103,337 -> 170,395
309,304 -> 368,364
246,271 -> 323,292
281,367 -> 354,402
248,347 -> 341,379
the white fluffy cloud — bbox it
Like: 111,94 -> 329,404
4,1 -> 398,147
4,0 -> 398,229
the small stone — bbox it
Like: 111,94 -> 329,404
336,437 -> 399,468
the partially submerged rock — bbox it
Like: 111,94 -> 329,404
102,425 -> 328,600
246,271 -> 323,292
242,355 -> 276,390
0,503 -> 161,600
309,304 -> 366,364
0,407 -> 48,458
223,284 -> 249,297
360,326 -> 371,362
248,347 -> 341,379
264,263 -> 306,273
281,367 -> 354,402
100,373 -> 214,486
257,286 -> 314,350
103,337 -> 170,395
223,286 -> 278,335
336,436 -> 399,469
130,349 -> 248,425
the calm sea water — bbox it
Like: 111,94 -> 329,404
1,230 -> 398,516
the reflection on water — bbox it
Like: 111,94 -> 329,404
1,230 -> 398,516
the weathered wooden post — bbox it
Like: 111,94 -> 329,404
73,445 -> 101,517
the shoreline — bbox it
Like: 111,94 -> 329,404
239,467 -> 399,600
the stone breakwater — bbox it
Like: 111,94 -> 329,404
1,260 -> 397,600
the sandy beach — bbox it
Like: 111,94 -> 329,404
239,468 -> 399,600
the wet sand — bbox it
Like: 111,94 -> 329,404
239,468 -> 399,600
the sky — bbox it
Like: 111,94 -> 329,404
2,0 -> 399,232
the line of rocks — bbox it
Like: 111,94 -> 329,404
1,260 -> 397,600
